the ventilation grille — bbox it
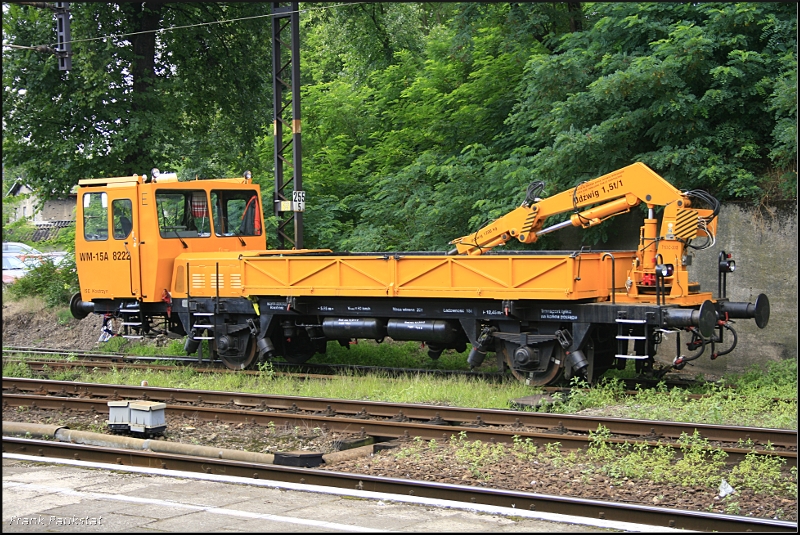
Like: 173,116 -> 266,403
192,273 -> 205,290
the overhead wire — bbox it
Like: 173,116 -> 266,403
2,1 -> 370,51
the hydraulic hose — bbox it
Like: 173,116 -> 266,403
711,323 -> 738,359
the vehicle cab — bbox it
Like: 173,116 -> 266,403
74,172 -> 266,306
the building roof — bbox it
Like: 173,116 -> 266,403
10,220 -> 74,243
5,180 -> 77,199
6,180 -> 33,197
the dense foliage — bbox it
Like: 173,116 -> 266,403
3,2 -> 796,252
297,2 -> 797,250
5,254 -> 78,306
2,2 -> 272,198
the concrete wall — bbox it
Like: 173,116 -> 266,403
7,191 -> 76,223
554,201 -> 797,378
8,184 -> 37,223
672,201 -> 797,377
39,197 -> 76,221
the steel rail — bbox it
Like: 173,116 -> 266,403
2,437 -> 794,533
2,347 -> 509,381
4,359 -> 340,381
2,346 -> 202,364
3,356 -> 507,383
3,346 -> 715,389
11,358 -> 793,410
3,392 -> 795,467
4,377 -> 796,450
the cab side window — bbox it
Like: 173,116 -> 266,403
113,199 -> 133,240
211,190 -> 261,237
83,192 -> 109,241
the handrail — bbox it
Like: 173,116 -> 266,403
601,252 -> 616,304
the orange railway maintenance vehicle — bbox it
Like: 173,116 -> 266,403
71,163 -> 769,385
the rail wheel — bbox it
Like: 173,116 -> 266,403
501,342 -> 564,386
216,335 -> 258,370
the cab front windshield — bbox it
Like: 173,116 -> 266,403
155,189 -> 261,239
156,190 -> 211,238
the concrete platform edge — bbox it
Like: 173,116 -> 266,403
3,452 -> 686,533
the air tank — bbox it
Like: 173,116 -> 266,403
322,318 -> 387,339
386,319 -> 457,344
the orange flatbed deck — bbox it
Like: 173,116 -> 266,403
169,249 -> 637,302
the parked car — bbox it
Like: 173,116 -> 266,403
2,241 -> 66,266
3,253 -> 29,285
3,241 -> 42,255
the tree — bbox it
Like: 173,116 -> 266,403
501,2 -> 797,202
301,2 -> 432,85
2,2 -> 273,200
6,1 -> 794,254
297,2 -> 581,250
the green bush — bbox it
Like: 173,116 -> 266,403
728,451 -> 791,496
6,254 -> 78,307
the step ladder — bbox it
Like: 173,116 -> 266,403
184,262 -> 221,362
188,305 -> 215,364
187,293 -> 215,341
615,318 -> 649,359
120,304 -> 144,339
190,311 -> 215,340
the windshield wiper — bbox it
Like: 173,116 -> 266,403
172,228 -> 188,249
232,230 -> 246,246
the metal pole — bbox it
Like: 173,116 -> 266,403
290,1 -> 303,249
271,2 -> 287,248
271,2 -> 303,249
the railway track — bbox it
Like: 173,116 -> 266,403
4,358 -> 344,383
4,358 -> 699,400
2,345 -> 510,381
2,345 -> 716,392
2,436 -> 794,533
9,355 -> 796,410
3,378 -> 795,466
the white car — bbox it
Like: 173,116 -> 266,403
3,254 -> 29,285
2,241 -> 66,266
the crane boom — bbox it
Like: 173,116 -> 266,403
448,162 -> 720,302
448,162 -> 694,256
